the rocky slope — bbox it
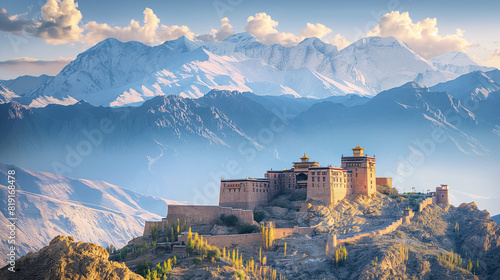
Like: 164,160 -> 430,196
0,163 -> 185,257
0,236 -> 144,280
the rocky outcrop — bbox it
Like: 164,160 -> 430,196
0,236 -> 144,280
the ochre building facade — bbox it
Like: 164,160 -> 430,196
220,146 -> 380,210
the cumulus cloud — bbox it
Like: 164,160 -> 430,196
33,0 -> 84,44
0,0 -> 83,44
327,34 -> 351,50
299,23 -> 331,39
490,49 -> 500,60
83,8 -> 160,45
367,11 -> 471,59
0,57 -> 73,79
83,9 -> 235,45
157,24 -> 194,42
245,12 -> 335,47
2,5 -> 346,49
486,49 -> 500,68
0,8 -> 33,33
195,17 -> 234,42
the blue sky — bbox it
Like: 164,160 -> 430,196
1,0 -> 499,79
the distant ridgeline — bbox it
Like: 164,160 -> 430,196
143,146 -> 450,250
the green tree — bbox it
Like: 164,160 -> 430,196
136,260 -> 152,277
333,246 -> 348,266
150,223 -> 159,242
119,246 -> 128,262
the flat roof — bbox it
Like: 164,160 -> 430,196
309,166 -> 344,170
221,178 -> 269,182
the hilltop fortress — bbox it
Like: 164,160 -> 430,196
144,146 -> 450,249
220,146 -> 378,210
158,146 -> 447,227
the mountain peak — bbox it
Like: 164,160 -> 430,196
354,36 -> 406,48
223,32 -> 257,44
161,35 -> 200,52
204,89 -> 245,99
430,51 -> 480,67
400,81 -> 428,89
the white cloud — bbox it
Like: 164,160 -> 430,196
367,11 -> 471,59
157,24 -> 194,42
327,33 -> 351,50
0,0 -> 84,44
83,8 -> 160,45
245,12 -> 334,47
195,17 -> 234,42
34,0 -> 84,44
490,49 -> 500,60
299,23 -> 331,39
0,8 -> 33,33
0,57 -> 73,79
485,49 -> 500,69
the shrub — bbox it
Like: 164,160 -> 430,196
106,244 -> 116,254
207,247 -> 221,262
253,210 -> 266,223
396,197 -> 405,203
238,223 -> 259,234
136,260 -> 152,277
219,214 -> 239,227
192,257 -> 202,265
233,270 -> 246,280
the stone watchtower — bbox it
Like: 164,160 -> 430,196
435,184 -> 449,205
341,146 -> 376,197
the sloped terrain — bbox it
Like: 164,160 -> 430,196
0,163 -> 186,257
0,236 -> 144,280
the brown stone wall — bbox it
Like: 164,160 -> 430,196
202,233 -> 262,249
307,168 -> 347,207
274,226 -> 314,239
376,177 -> 393,188
165,205 -> 255,226
219,180 -> 270,210
419,198 -> 433,212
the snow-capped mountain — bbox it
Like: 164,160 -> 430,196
430,70 -> 500,102
22,33 -> 496,107
0,75 -> 52,96
430,52 -> 496,76
0,83 -> 20,104
338,36 -> 454,91
0,163 -> 186,257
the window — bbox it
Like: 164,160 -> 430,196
312,177 -> 315,182
323,177 -> 325,182
312,183 -> 314,187
323,183 -> 325,187
311,172 -> 315,175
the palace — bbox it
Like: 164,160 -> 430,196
219,146 -> 382,210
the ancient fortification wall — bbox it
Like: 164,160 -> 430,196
376,177 -> 393,188
274,226 -> 314,239
143,205 -> 255,237
328,195 -> 435,249
202,233 -> 262,249
166,205 -> 254,226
